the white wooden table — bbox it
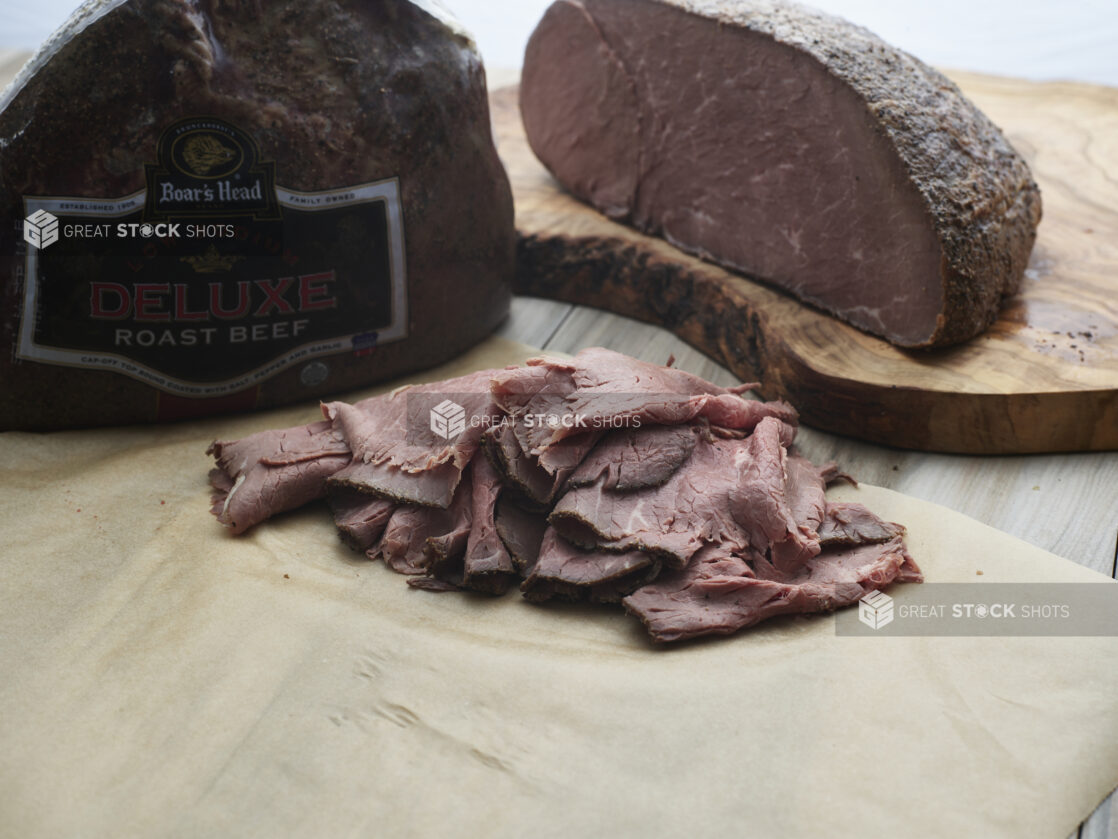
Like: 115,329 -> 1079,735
2,38 -> 1115,836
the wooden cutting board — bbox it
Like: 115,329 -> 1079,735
492,77 -> 1118,454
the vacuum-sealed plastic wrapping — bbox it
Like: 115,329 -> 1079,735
0,0 -> 514,430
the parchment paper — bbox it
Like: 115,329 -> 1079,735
1,337 -> 1115,839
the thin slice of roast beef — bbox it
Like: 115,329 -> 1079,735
329,459 -> 466,509
490,348 -> 795,464
460,457 -> 518,592
818,501 -> 906,546
623,536 -> 922,642
208,420 -> 351,534
568,423 -> 700,490
376,482 -> 473,576
529,526 -> 653,586
412,457 -> 519,594
730,418 -> 818,576
521,527 -> 659,603
550,433 -> 737,566
484,422 -> 600,505
325,368 -> 502,508
494,495 -> 550,575
329,489 -> 397,553
551,418 -> 799,568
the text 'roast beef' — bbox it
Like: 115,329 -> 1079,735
520,0 -> 1041,347
0,0 -> 514,430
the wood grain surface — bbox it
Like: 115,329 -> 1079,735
492,76 -> 1118,454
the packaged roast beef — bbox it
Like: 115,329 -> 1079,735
0,0 -> 514,430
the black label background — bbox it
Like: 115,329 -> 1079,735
32,200 -> 393,383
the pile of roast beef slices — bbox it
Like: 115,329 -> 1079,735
208,348 -> 921,642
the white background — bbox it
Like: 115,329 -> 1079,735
1,0 -> 1117,86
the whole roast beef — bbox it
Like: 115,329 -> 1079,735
519,0 -> 1041,347
0,0 -> 514,430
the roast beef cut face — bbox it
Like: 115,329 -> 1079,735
520,0 -> 1041,347
0,0 -> 514,430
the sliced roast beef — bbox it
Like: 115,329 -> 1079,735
325,368 -> 502,508
818,501 -> 906,546
484,423 -> 554,504
550,434 -> 734,565
783,456 -> 830,535
819,462 -> 857,488
526,526 -> 653,587
752,451 -> 833,577
490,348 -> 795,462
552,420 -> 798,567
205,346 -> 922,643
207,420 -> 350,534
377,483 -> 473,576
460,457 -> 518,592
483,422 -> 599,505
329,490 -> 396,552
325,368 -> 501,471
494,495 -> 550,575
520,0 -> 1041,347
730,417 -> 818,576
568,424 -> 700,490
522,528 -> 660,603
329,459 -> 465,509
413,457 -> 518,594
623,537 -> 922,643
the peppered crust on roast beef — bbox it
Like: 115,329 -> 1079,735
520,0 -> 1041,347
0,0 -> 513,429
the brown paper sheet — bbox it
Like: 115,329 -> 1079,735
1,336 -> 1116,838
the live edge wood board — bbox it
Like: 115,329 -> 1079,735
491,76 -> 1118,454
